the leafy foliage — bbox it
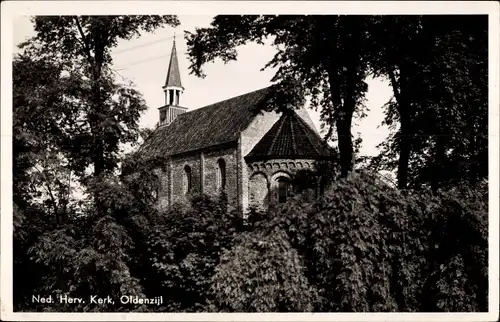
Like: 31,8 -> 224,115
140,193 -> 243,312
245,172 -> 487,312
23,15 -> 180,178
186,15 -> 487,189
210,228 -> 317,312
367,15 -> 488,189
12,15 -> 180,312
14,166 -> 488,313
186,15 -> 372,177
20,172 -> 156,312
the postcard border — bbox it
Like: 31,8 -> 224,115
1,1 -> 499,321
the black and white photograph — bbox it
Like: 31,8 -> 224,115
1,1 -> 499,321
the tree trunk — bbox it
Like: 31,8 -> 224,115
89,34 -> 106,218
388,67 -> 411,189
431,134 -> 446,192
336,104 -> 355,178
92,83 -> 105,177
324,66 -> 355,178
339,48 -> 359,177
323,18 -> 361,178
74,17 -> 106,178
397,115 -> 410,189
92,40 -> 105,177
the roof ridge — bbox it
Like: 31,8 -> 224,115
289,113 -> 298,155
193,85 -> 273,111
268,113 -> 288,154
292,111 -> 326,155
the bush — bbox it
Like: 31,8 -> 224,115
421,182 -> 488,311
247,171 -> 488,312
209,227 -> 317,312
15,169 -> 488,312
143,193 -> 243,311
22,174 -> 149,312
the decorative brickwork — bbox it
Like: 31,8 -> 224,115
245,158 -> 320,210
171,153 -> 200,204
139,39 -> 337,214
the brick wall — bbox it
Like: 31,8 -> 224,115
171,153 -> 201,204
153,146 -> 239,208
239,109 -> 281,213
249,172 -> 269,211
239,107 -> 318,213
246,158 -> 320,209
153,106 -> 320,213
203,147 -> 239,208
153,167 -> 169,211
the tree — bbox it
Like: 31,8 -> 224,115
368,15 -> 488,189
185,15 -> 371,177
26,16 -> 180,179
12,54 -> 79,302
13,15 -> 181,311
13,53 -> 77,215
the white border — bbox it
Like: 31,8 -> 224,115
1,1 -> 499,321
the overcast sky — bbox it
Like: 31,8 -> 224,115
13,15 -> 392,157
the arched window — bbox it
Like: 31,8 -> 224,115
216,158 -> 226,190
183,165 -> 192,194
277,177 -> 291,203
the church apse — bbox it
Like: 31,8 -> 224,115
246,159 -> 321,209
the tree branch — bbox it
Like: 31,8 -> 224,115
33,164 -> 60,216
387,67 -> 402,104
73,16 -> 94,66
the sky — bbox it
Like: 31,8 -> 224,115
13,15 -> 392,158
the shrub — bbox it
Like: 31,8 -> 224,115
247,171 -> 488,312
421,182 -> 488,311
144,193 -> 242,311
23,175 -> 149,312
209,227 -> 317,312
15,167 -> 488,313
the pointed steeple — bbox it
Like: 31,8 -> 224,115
165,34 -> 183,88
159,34 -> 188,127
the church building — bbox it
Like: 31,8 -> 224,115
139,39 -> 334,213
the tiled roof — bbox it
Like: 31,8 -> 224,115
139,86 -> 274,158
245,110 -> 333,161
164,41 -> 182,88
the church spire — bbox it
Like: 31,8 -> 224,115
159,35 -> 188,127
164,34 -> 183,89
